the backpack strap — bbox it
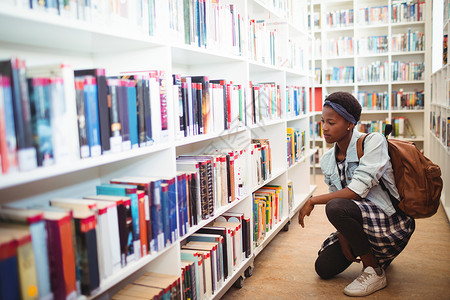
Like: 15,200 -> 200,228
356,131 -> 406,217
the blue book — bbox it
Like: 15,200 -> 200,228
0,235 -> 20,300
83,76 -> 101,157
126,80 -> 138,149
150,180 -> 164,251
28,78 -> 54,167
161,177 -> 178,243
160,183 -> 170,247
176,172 -> 187,237
96,184 -> 140,260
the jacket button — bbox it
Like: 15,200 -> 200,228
348,177 -> 351,180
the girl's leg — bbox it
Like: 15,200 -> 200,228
325,198 -> 379,269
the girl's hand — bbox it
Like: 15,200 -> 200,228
298,197 -> 314,228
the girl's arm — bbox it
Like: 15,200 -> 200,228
298,187 -> 360,228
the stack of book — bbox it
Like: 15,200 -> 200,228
253,185 -> 284,247
180,212 -> 251,299
113,272 -> 180,300
391,89 -> 424,109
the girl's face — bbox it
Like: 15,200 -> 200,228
321,105 -> 353,144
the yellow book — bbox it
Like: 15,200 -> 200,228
2,226 -> 39,300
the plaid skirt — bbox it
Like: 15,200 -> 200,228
319,198 -> 415,269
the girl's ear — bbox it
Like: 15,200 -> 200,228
347,122 -> 355,131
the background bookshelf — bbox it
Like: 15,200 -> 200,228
308,0 -> 428,163
0,1 -> 316,299
429,0 -> 450,220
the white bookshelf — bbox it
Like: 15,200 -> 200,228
309,0 -> 428,161
0,1 -> 315,299
429,0 -> 450,220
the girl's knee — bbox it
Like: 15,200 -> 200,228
315,257 -> 334,280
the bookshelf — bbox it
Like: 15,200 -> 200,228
0,1 -> 316,299
309,0 -> 428,162
429,0 -> 450,220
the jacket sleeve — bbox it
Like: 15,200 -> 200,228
347,133 -> 391,198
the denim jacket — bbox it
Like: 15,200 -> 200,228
320,130 -> 398,216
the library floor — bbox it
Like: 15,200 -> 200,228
221,174 -> 450,300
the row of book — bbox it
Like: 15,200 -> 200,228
113,272 -> 181,300
325,9 -> 354,28
253,185 -> 284,247
357,61 -> 389,83
357,91 -> 389,111
248,82 -> 282,125
286,128 -> 306,167
357,35 -> 389,55
5,0 -> 156,36
324,66 -> 355,85
168,0 -> 244,56
430,112 -> 450,147
323,33 -> 424,56
391,1 -> 425,23
258,0 -> 307,29
180,212 -> 251,299
357,6 -> 388,25
357,117 -> 416,138
0,58 -> 172,175
444,34 -> 448,66
172,76 -> 245,140
324,37 -> 354,57
286,86 -> 307,118
392,89 -> 424,109
287,180 -> 294,214
392,61 -> 425,81
391,30 -> 425,53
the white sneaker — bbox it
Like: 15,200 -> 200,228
343,266 -> 387,297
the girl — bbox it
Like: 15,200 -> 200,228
298,92 -> 415,297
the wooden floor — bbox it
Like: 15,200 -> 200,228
222,174 -> 450,300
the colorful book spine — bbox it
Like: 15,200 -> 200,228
83,76 -> 101,157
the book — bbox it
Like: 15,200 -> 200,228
82,195 -> 126,269
0,58 -> 37,171
74,68 -> 111,154
1,226 -> 39,300
0,208 -> 53,300
74,79 -> 90,158
118,80 -> 131,151
125,79 -> 139,149
134,272 -> 180,300
0,75 -> 19,174
96,184 -> 140,261
114,284 -> 163,299
180,249 -> 203,300
42,209 -> 77,300
83,76 -> 101,157
27,64 -> 80,164
0,234 -> 20,300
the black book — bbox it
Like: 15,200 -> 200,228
191,82 -> 199,135
191,76 -> 210,133
136,78 -> 146,146
73,212 -> 100,296
188,172 -> 198,226
74,79 -> 89,158
143,79 -> 153,144
197,226 -> 229,279
106,79 -> 121,145
181,82 -> 189,137
74,69 -> 111,153
172,74 -> 185,134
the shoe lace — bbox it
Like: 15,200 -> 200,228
356,271 -> 373,284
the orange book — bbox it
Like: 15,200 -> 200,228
137,190 -> 148,256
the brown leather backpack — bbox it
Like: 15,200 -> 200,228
357,126 -> 443,218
